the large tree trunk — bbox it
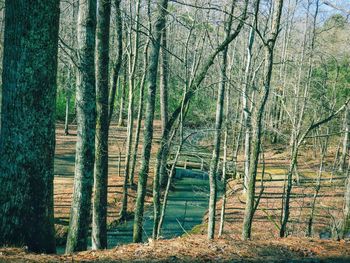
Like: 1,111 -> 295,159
242,0 -> 283,240
133,0 -> 169,243
92,0 -> 111,250
66,0 -> 97,253
0,0 -> 60,253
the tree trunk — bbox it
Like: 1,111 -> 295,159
342,157 -> 350,238
92,0 -> 111,250
242,0 -> 283,240
307,130 -> 328,237
133,0 -> 169,243
108,0 -> 123,127
66,0 -> 97,253
129,40 -> 150,186
207,7 -> 232,238
159,29 -> 170,188
0,0 -> 60,253
152,27 -> 170,239
118,62 -> 127,127
65,86 -> 71,135
339,105 -> 349,172
120,0 -> 141,220
242,26 -> 255,193
280,142 -> 298,237
219,93 -> 229,237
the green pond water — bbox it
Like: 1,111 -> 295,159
58,168 -> 220,253
107,168 -> 214,247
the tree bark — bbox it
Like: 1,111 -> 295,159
242,26 -> 255,193
207,2 -> 234,239
66,0 -> 97,253
343,157 -> 350,238
92,0 -> 111,250
129,41 -> 150,186
108,0 -> 123,127
242,0 -> 283,240
133,0 -> 169,243
120,0 -> 141,220
159,28 -> 170,188
118,60 -> 127,127
339,105 -> 349,172
0,0 -> 60,253
152,27 -> 170,240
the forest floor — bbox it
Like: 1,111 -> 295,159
1,122 -> 349,262
1,236 -> 349,262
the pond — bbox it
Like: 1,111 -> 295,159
57,168 -> 219,253
108,168 -> 214,246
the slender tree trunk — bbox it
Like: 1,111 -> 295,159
242,0 -> 283,240
65,77 -> 71,136
340,105 -> 349,172
159,29 -> 170,188
207,4 -> 234,238
242,26 -> 255,193
129,41 -> 150,185
66,0 -> 97,253
120,0 -> 141,220
307,130 -> 328,237
152,27 -> 170,239
280,141 -> 298,237
133,0 -> 169,243
0,0 -> 60,253
280,0 -> 320,237
92,0 -> 111,250
157,81 -> 188,238
129,0 -> 152,186
108,0 -> 123,127
342,157 -> 350,238
219,91 -> 229,237
118,61 -> 127,127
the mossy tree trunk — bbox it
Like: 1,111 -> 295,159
133,0 -> 169,243
92,0 -> 111,250
0,0 -> 60,253
66,0 -> 97,253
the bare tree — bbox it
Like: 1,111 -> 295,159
66,0 -> 97,253
92,0 -> 111,250
242,0 -> 284,240
133,0 -> 169,243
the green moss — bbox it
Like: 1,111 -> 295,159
186,223 -> 206,235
